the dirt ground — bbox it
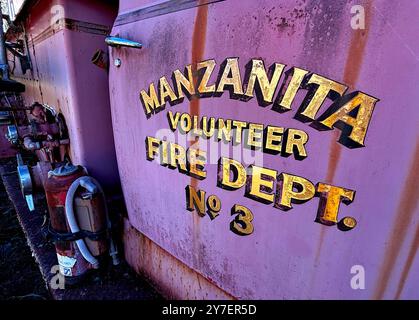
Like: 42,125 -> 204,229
0,179 -> 49,300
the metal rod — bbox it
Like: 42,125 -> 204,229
105,36 -> 143,49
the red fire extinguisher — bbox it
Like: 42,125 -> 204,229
44,163 -> 119,284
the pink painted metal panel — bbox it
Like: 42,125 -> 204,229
109,0 -> 419,299
9,0 -> 120,187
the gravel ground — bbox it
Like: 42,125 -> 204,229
0,177 -> 49,300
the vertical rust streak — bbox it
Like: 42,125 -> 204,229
190,1 -> 208,190
374,139 -> 419,299
314,131 -> 342,264
394,224 -> 419,299
190,2 -> 208,267
313,3 -> 372,265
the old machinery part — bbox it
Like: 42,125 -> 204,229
65,176 -> 120,267
45,164 -> 92,281
45,164 -> 115,282
6,102 -> 70,163
65,177 -> 100,268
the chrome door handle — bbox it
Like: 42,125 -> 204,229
105,36 -> 142,49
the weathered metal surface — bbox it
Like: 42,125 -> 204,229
7,0 -> 120,187
109,0 -> 419,299
123,218 -> 235,300
115,0 -> 225,26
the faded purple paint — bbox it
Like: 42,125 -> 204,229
109,0 -> 419,299
8,0 -> 119,188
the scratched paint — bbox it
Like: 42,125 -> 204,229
106,0 -> 419,299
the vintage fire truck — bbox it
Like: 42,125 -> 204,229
0,0 -> 418,300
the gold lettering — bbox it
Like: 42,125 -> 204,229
230,204 -> 254,236
299,73 -> 347,121
315,183 -> 355,225
185,185 -> 206,217
218,157 -> 246,190
245,59 -> 285,104
201,116 -> 215,138
179,113 -> 192,133
145,136 -> 161,161
264,126 -> 284,154
318,91 -> 379,147
276,67 -> 309,111
188,148 -> 207,180
217,118 -> 233,143
167,111 -> 181,131
169,143 -> 187,173
275,173 -> 316,210
245,165 -> 277,204
159,76 -> 178,106
232,120 -> 247,145
216,58 -> 244,96
140,83 -> 161,118
246,123 -> 264,149
197,59 -> 216,95
173,65 -> 195,99
283,129 -> 309,160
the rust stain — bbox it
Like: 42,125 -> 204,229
313,3 -> 372,265
374,139 -> 419,299
123,219 -> 236,299
395,223 -> 419,299
190,0 -> 208,189
190,1 -> 208,266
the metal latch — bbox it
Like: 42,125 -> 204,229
105,36 -> 142,49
